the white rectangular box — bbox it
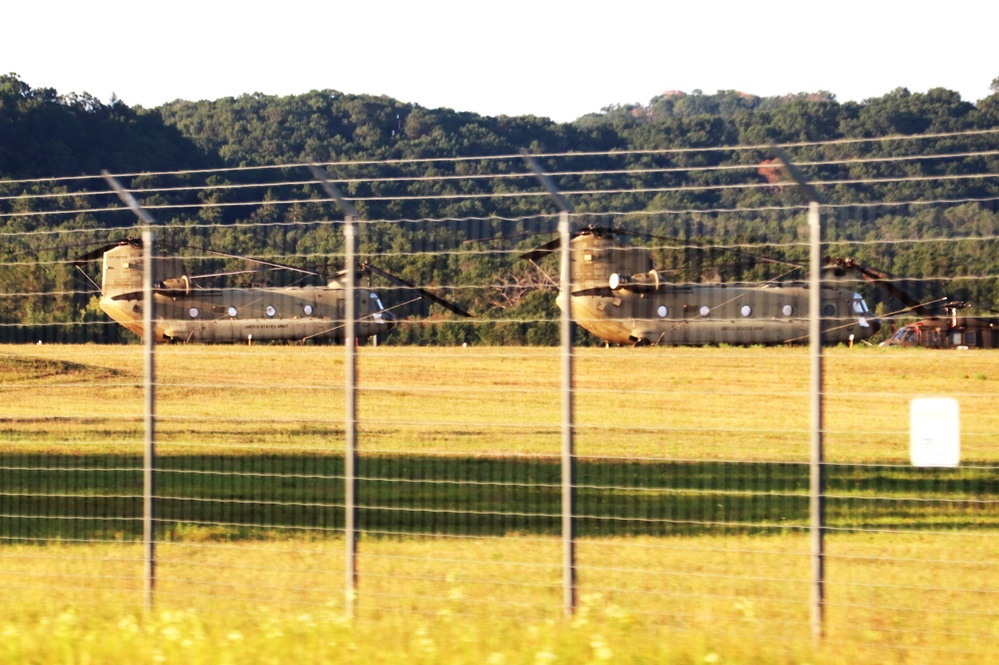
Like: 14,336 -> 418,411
910,397 -> 960,467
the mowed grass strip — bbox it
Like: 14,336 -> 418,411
2,344 -> 996,540
2,344 -> 998,461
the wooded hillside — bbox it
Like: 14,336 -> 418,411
2,73 -> 998,344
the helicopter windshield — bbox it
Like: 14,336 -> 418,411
370,293 -> 386,321
852,293 -> 870,314
891,327 -> 920,344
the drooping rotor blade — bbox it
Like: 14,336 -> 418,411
361,262 -> 471,318
963,301 -> 999,314
103,171 -> 159,226
184,267 -> 289,280
824,257 -> 938,318
571,286 -> 615,298
520,236 -> 562,262
178,244 -> 319,277
71,238 -> 143,265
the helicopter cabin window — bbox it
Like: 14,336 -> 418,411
740,305 -> 752,317
303,304 -> 314,316
188,307 -> 199,319
823,304 -> 836,317
580,251 -> 599,280
227,306 -> 238,317
265,305 -> 276,317
781,305 -> 793,317
699,305 -> 710,317
657,305 -> 668,318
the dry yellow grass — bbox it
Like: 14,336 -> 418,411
2,344 -> 997,663
2,343 -> 997,463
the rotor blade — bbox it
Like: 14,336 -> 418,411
572,286 -> 616,298
180,244 -> 319,277
361,263 -> 471,317
186,267 -> 287,280
71,238 -> 143,265
520,236 -> 562,262
824,257 -> 939,317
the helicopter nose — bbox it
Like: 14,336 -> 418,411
864,316 -> 882,336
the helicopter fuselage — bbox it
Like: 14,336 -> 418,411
565,283 -> 877,346
98,243 -> 392,343
882,317 -> 999,349
555,231 -> 880,346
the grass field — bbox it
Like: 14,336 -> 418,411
1,343 -> 997,663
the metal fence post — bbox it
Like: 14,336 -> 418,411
770,151 -> 826,640
308,166 -> 361,617
807,200 -> 825,640
103,174 -> 159,608
141,230 -> 156,609
343,217 -> 358,616
523,155 -> 577,616
558,209 -> 576,617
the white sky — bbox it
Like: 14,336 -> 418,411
4,0 -> 997,122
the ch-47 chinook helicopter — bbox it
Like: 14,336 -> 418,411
77,171 -> 470,344
76,238 -> 470,344
520,225 -> 882,346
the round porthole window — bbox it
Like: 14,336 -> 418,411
303,305 -> 314,316
189,307 -> 199,319
823,303 -> 836,317
657,305 -> 668,318
782,304 -> 793,317
266,305 -> 276,317
227,306 -> 238,317
740,305 -> 752,317
699,305 -> 710,317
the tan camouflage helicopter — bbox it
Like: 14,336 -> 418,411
77,238 -> 469,344
521,225 -> 882,346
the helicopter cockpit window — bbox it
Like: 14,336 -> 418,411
892,328 -> 920,344
370,293 -> 386,322
699,305 -> 710,317
657,305 -> 668,318
740,305 -> 752,317
227,306 -> 237,317
303,304 -> 314,316
781,304 -> 793,317
852,295 -> 869,314
265,305 -> 276,317
189,307 -> 199,319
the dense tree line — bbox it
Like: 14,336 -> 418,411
1,73 -> 998,344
